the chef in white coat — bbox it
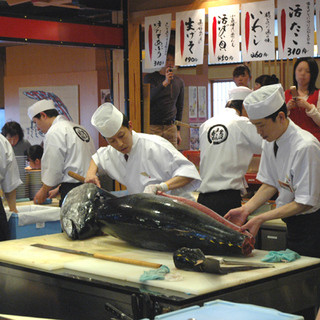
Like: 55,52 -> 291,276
197,86 -> 262,216
28,99 -> 95,206
0,134 -> 22,240
225,84 -> 320,258
86,103 -> 201,200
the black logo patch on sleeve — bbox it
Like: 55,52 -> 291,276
73,126 -> 90,142
207,124 -> 228,144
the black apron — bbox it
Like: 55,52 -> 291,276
197,189 -> 242,217
283,209 -> 320,258
59,182 -> 82,207
0,198 -> 10,241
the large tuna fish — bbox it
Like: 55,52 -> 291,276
61,184 -> 254,256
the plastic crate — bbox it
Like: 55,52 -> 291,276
151,300 -> 304,320
6,205 -> 61,239
182,150 -> 200,171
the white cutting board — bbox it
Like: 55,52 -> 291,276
64,245 -> 320,295
1,234 -> 320,295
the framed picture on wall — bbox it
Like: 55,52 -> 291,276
197,86 -> 207,119
188,86 -> 198,119
19,85 -> 79,145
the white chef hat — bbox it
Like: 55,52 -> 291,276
28,99 -> 56,120
228,86 -> 252,101
91,103 -> 123,138
243,83 -> 285,120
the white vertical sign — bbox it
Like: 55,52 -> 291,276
144,14 -> 172,70
241,0 -> 275,62
208,5 -> 240,64
175,9 -> 205,66
278,0 -> 314,59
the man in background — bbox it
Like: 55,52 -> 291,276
144,45 -> 184,148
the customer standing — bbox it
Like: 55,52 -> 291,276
232,64 -> 252,88
1,121 -> 31,156
28,99 -> 95,206
197,86 -> 262,216
285,57 -> 320,141
0,134 -> 22,240
225,84 -> 320,258
144,45 -> 184,148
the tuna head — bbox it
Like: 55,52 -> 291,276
60,183 -> 105,240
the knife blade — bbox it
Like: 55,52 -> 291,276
220,258 -> 274,268
31,243 -> 162,269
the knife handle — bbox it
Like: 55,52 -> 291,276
93,253 -> 162,269
68,171 -> 85,183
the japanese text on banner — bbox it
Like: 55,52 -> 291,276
278,0 -> 314,59
208,5 -> 240,64
241,0 -> 275,62
175,9 -> 205,66
144,14 -> 172,70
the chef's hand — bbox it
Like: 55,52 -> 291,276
85,175 -> 101,188
177,130 -> 182,145
239,215 -> 263,237
34,185 -> 51,204
143,182 -> 169,194
224,206 -> 249,226
48,185 -> 60,199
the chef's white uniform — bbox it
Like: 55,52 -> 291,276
258,120 -> 320,257
41,115 -> 95,201
198,108 -> 262,215
0,134 -> 22,240
92,131 -> 201,199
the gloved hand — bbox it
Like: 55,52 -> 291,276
143,182 -> 169,194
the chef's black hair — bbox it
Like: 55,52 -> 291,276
255,74 -> 279,87
265,103 -> 287,122
122,114 -> 129,128
226,100 -> 243,116
33,109 -> 59,119
1,121 -> 24,141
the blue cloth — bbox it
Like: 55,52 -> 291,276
261,249 -> 301,263
139,265 -> 170,282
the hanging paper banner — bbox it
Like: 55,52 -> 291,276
144,14 -> 172,70
241,0 -> 275,62
278,0 -> 314,59
175,9 -> 205,66
208,5 -> 240,64
316,0 -> 320,55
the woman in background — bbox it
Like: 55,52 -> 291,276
1,121 -> 31,156
285,57 -> 320,141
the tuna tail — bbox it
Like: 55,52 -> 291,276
157,191 -> 255,256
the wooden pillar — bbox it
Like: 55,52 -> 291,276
127,19 -> 142,132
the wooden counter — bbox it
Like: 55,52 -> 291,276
0,233 -> 319,319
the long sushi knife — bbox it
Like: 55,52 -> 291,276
31,243 -> 162,269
